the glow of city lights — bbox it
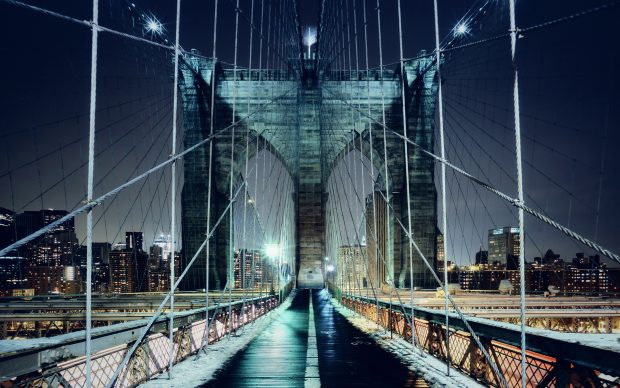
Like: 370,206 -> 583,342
454,22 -> 469,37
265,243 -> 279,259
144,16 -> 163,35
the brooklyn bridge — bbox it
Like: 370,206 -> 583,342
0,0 -> 619,387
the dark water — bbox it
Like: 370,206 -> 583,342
202,290 -> 427,387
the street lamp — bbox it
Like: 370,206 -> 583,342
325,264 -> 335,290
265,243 -> 279,259
144,16 -> 163,35
264,243 -> 280,298
454,22 -> 469,37
302,26 -> 317,58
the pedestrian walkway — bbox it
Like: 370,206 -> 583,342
202,290 -> 427,387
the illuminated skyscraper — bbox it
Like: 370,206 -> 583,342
488,227 -> 520,268
0,207 -> 15,250
125,231 -> 144,252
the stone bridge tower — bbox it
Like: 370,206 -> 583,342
178,53 -> 439,291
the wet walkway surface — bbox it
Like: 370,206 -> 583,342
202,290 -> 427,387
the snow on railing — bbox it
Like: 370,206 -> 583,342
1,296 -> 278,387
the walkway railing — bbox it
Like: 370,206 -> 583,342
341,295 -> 620,387
1,295 -> 278,387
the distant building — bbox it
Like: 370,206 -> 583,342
153,234 -> 172,262
488,227 -> 520,269
0,257 -> 27,290
112,242 -> 126,251
458,255 -> 618,294
11,209 -> 78,265
91,243 -> 111,292
436,233 -> 445,270
33,230 -> 78,266
233,249 -> 265,290
74,242 -> 111,292
572,253 -> 600,269
475,249 -> 488,265
125,232 -> 144,252
542,249 -> 560,265
0,207 -> 16,250
109,233 -> 148,293
566,268 -> 611,293
109,250 -> 136,293
92,242 -> 111,264
147,244 -> 180,292
26,265 -> 82,295
15,211 -> 40,239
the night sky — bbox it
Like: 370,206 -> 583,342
0,0 -> 618,267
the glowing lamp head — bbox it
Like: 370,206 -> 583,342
145,16 -> 163,35
326,264 -> 335,273
265,243 -> 279,259
454,22 -> 469,37
303,26 -> 317,47
303,26 -> 317,57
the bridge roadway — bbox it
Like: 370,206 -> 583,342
202,290 -> 427,387
2,289 -> 618,337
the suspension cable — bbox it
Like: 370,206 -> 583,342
507,1 -> 527,385
84,0 -> 99,385
375,0 -> 392,332
396,0 -> 420,353
198,0 -> 219,357
240,0 -> 256,329
228,0 -> 241,334
431,0 -> 451,375
167,0 -> 182,377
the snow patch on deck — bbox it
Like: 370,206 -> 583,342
327,292 -> 484,388
141,293 -> 295,388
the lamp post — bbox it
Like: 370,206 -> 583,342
324,257 -> 330,290
264,243 -> 279,298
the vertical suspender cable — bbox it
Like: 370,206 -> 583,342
375,0 -> 389,328
254,0 -> 264,300
353,0 -> 365,300
508,1 -> 527,386
241,0 -> 255,326
275,0 -> 282,303
229,0 -> 241,334
168,0 -> 182,377
362,0 -> 376,302
396,0 -> 418,352
264,0 -> 271,245
198,0 -> 218,357
339,1 -> 345,75
345,0 -> 352,76
432,0 -> 451,375
85,1 -> 99,386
